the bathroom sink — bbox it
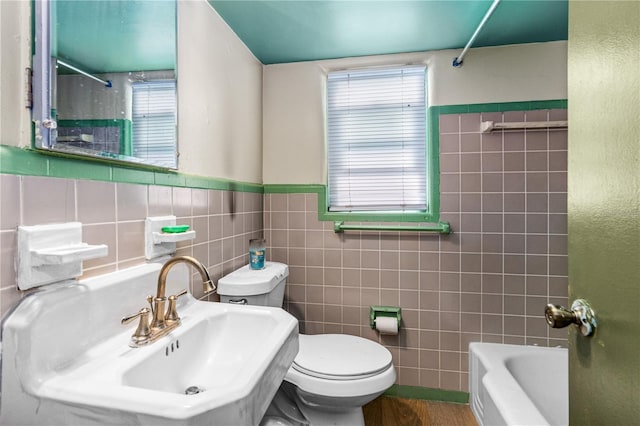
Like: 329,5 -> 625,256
0,263 -> 299,425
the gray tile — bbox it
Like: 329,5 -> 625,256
1,175 -> 20,229
504,234 -> 525,253
116,183 -> 147,222
504,173 -> 525,193
440,154 -> 460,173
549,151 -> 567,173
460,214 -> 481,232
482,173 -> 503,193
461,194 -> 481,212
526,194 -> 548,213
461,173 -> 481,192
504,132 -> 525,151
461,133 -> 481,152
460,113 -> 481,133
23,176 -> 76,225
482,153 -> 503,172
525,131 -> 548,151
439,114 -> 459,133
481,133 -> 502,152
526,173 -> 548,193
461,253 -> 482,273
461,153 -> 481,173
482,214 -> 503,233
504,214 -> 525,233
549,172 -> 567,192
504,152 -> 525,172
526,152 -> 548,172
526,235 -> 548,254
482,194 -> 503,213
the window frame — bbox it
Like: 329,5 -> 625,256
323,66 -> 440,223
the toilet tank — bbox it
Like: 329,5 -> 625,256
217,262 -> 288,307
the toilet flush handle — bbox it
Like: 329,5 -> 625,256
229,298 -> 248,305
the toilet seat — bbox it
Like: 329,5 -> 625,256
285,334 -> 396,398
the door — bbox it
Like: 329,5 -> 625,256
567,1 -> 640,424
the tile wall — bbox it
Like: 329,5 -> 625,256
264,109 -> 569,392
0,175 -> 263,316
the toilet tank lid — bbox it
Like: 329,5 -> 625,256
217,262 -> 289,296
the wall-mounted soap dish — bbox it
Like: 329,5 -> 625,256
145,216 -> 196,260
17,222 -> 108,290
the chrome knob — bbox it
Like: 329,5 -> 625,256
545,299 -> 597,337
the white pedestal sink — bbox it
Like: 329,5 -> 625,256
0,262 -> 299,425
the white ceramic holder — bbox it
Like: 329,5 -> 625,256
17,222 -> 108,290
145,216 -> 196,260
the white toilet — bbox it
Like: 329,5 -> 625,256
217,262 -> 396,426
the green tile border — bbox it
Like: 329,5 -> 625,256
434,99 -> 567,115
264,184 -> 438,222
1,99 -> 567,194
0,145 -> 264,193
383,385 -> 469,404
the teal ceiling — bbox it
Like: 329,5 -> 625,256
54,0 -> 176,73
209,0 -> 568,65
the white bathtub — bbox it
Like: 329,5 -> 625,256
469,343 -> 568,426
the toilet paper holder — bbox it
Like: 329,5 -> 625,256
369,306 -> 402,330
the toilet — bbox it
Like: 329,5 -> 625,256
217,262 -> 396,426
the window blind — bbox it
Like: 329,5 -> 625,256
327,66 -> 427,212
132,80 -> 177,168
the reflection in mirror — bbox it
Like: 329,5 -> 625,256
35,0 -> 177,169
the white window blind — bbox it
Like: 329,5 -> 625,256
132,80 -> 177,168
327,66 -> 427,212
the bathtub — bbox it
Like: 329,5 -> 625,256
469,343 -> 568,426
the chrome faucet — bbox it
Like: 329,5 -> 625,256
122,256 -> 216,347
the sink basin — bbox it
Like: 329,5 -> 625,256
0,263 -> 299,425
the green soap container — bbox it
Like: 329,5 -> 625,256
161,225 -> 190,233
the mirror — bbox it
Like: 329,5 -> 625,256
33,0 -> 178,169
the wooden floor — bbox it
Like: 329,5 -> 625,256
363,396 -> 478,426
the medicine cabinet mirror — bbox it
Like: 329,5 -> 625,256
33,0 -> 178,169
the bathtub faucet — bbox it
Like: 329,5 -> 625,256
121,256 -> 216,347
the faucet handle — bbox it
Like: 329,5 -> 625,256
121,308 -> 151,346
165,289 -> 188,324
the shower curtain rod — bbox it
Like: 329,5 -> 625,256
453,0 -> 501,67
56,59 -> 112,88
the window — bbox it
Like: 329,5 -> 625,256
327,66 -> 427,214
131,80 -> 177,168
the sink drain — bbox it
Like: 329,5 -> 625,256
185,386 -> 204,395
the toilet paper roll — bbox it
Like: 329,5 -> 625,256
375,316 -> 398,335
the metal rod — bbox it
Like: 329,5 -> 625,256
481,120 -> 568,133
334,221 -> 451,234
453,0 -> 501,67
56,59 -> 112,87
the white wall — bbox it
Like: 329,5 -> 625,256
177,0 -> 263,183
263,41 -> 567,185
0,0 -> 31,148
1,0 -> 264,184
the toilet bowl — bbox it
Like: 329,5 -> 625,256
217,262 -> 396,426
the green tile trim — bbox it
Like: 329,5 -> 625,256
0,145 -> 263,193
263,184 -> 324,194
264,184 -> 442,223
112,167 -> 156,185
48,155 -> 112,181
383,385 -> 469,404
434,99 -> 567,115
0,146 -> 49,176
